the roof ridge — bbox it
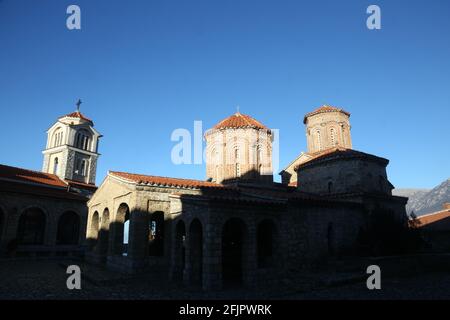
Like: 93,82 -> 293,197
0,163 -> 68,188
110,171 -> 217,183
213,112 -> 268,130
0,163 -> 64,181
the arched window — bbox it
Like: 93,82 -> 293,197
149,211 -> 164,256
53,157 -> 59,175
330,128 -> 336,146
17,208 -> 46,245
52,129 -> 63,147
235,163 -> 241,177
75,130 -> 91,151
316,130 -> 322,151
222,218 -> 247,286
235,148 -> 241,177
112,203 -> 130,256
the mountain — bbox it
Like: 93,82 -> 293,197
393,178 -> 450,216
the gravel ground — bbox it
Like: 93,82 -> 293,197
1,259 -> 449,300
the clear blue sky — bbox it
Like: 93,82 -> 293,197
0,0 -> 449,189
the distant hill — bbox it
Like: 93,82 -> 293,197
393,178 -> 450,216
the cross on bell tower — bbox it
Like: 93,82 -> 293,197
76,99 -> 82,112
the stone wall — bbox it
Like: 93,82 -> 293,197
204,127 -> 273,184
0,190 -> 87,255
297,157 -> 391,195
305,111 -> 352,153
282,201 -> 365,271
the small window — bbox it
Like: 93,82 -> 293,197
53,158 -> 59,175
330,128 -> 336,146
316,130 -> 322,151
235,148 -> 240,161
80,160 -> 87,176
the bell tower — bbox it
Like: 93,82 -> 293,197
42,100 -> 102,185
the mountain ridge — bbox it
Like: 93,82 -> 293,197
393,178 -> 450,216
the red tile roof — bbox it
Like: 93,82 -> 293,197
0,180 -> 87,201
60,111 -> 93,123
303,105 -> 350,123
0,164 -> 67,188
0,164 -> 88,201
109,171 -> 225,189
66,179 -> 98,191
213,112 -> 268,130
295,147 -> 388,170
410,209 -> 450,228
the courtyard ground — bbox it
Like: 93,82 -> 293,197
0,258 -> 450,300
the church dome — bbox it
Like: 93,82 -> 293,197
213,112 -> 268,130
303,105 -> 350,124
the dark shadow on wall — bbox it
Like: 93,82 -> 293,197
358,207 -> 424,256
220,169 -> 272,185
410,211 -> 450,253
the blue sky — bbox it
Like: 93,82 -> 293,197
0,0 -> 449,189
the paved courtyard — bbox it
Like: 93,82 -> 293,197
1,258 -> 450,300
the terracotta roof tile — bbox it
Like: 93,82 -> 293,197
303,105 -> 350,123
213,112 -> 268,130
0,180 -> 86,201
66,179 -> 98,190
110,171 -> 225,189
0,164 -> 87,201
410,209 -> 450,228
0,164 -> 67,188
60,111 -> 93,123
295,147 -> 388,170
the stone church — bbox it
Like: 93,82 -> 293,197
86,105 -> 408,290
0,107 -> 100,257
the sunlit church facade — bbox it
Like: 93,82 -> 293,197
0,104 -> 408,290
85,106 -> 408,290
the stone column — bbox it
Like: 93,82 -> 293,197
45,209 -> 57,247
127,201 -> 150,270
182,229 -> 192,286
202,219 -> 221,291
243,221 -> 257,288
